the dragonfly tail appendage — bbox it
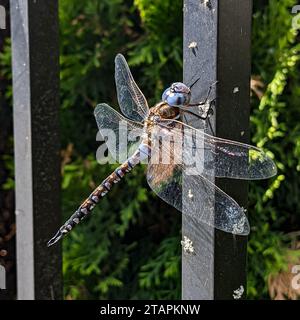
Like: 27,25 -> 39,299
47,229 -> 64,247
47,143 -> 150,247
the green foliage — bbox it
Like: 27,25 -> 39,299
138,236 -> 180,299
0,38 -> 13,190
248,0 -> 300,298
0,0 -> 299,300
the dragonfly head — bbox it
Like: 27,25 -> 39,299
162,82 -> 191,107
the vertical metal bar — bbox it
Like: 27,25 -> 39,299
11,0 -> 62,300
0,4 -> 6,30
182,0 -> 251,299
0,0 -> 15,301
214,0 -> 252,299
182,0 -> 217,300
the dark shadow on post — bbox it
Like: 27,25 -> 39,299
214,0 -> 252,300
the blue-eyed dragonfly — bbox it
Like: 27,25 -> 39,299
47,54 -> 277,247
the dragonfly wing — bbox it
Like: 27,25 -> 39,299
155,118 -> 277,180
145,122 -> 256,235
94,103 -> 144,163
147,161 -> 250,235
115,54 -> 150,122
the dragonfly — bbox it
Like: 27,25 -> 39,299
47,54 -> 277,247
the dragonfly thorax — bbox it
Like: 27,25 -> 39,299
162,82 -> 191,107
149,101 -> 180,121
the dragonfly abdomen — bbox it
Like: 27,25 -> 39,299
47,143 -> 150,247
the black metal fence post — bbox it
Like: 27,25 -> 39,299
0,0 -> 14,301
11,0 -> 62,299
182,0 -> 252,299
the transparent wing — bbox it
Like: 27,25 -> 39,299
153,118 -> 277,180
94,103 -> 144,163
115,54 -> 149,122
146,118 -> 277,235
147,161 -> 250,235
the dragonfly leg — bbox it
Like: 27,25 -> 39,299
182,98 -> 216,120
207,117 -> 215,136
182,112 -> 189,124
181,99 -> 216,136
187,82 -> 217,134
201,98 -> 216,136
188,81 -> 218,107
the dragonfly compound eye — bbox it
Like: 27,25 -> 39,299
162,82 -> 191,107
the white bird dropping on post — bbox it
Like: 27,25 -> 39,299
181,236 -> 195,254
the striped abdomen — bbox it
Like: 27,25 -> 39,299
47,143 -> 150,247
